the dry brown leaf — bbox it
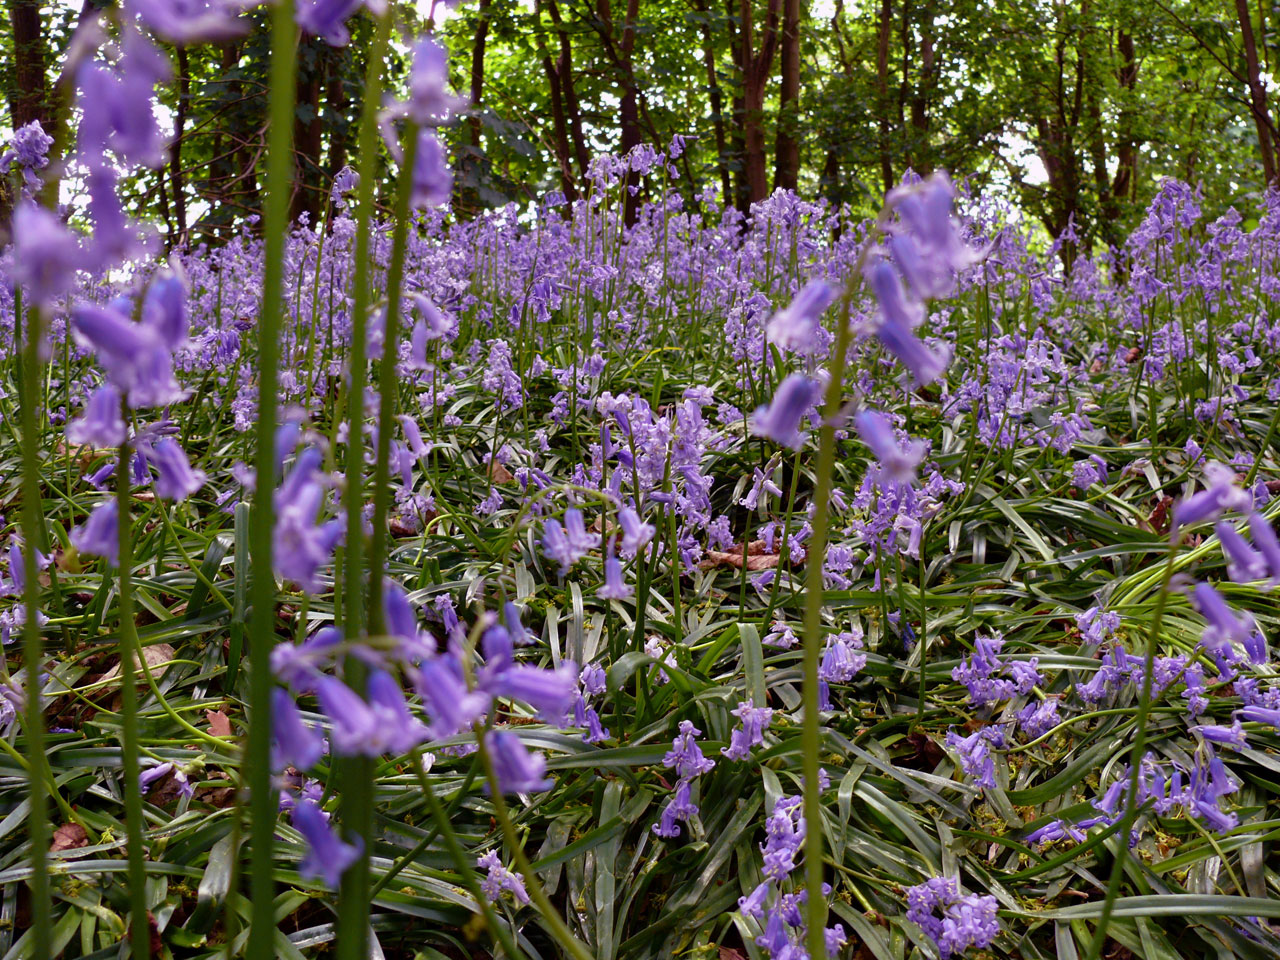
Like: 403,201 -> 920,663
718,948 -> 748,960
98,643 -> 178,686
699,540 -> 800,571
488,460 -> 516,485
50,822 -> 88,853
206,709 -> 233,737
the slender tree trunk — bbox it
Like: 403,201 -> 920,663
726,0 -> 750,212
875,0 -> 894,192
773,0 -> 800,191
7,0 -> 47,130
1237,0 -> 1277,184
169,46 -> 191,245
536,0 -> 579,201
290,41 -> 327,223
1112,29 -> 1138,204
741,0 -> 781,204
324,47 -> 351,181
546,0 -> 590,179
694,0 -> 733,203
468,0 -> 491,149
908,0 -> 933,174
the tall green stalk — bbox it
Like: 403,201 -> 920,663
367,123 -> 419,629
116,415 -> 149,959
1083,538 -> 1180,960
801,295 -> 854,958
337,10 -> 395,958
246,0 -> 297,956
18,304 -> 50,960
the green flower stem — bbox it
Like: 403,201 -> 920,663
1083,536 -> 1179,960
367,121 -> 419,631
116,422 -> 149,959
802,293 -> 854,959
336,9 -> 394,959
396,748 -> 526,959
475,735 -> 595,960
246,0 -> 297,956
18,303 -> 50,960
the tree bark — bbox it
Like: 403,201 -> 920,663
468,0 -> 491,150
1111,29 -> 1138,204
694,0 -> 733,203
1237,0 -> 1277,184
535,0 -> 579,201
740,0 -> 781,204
875,0 -> 894,193
7,0 -> 47,130
169,46 -> 191,245
726,0 -> 750,211
290,41 -> 328,223
908,0 -> 933,174
772,0 -> 800,192
545,0 -> 590,179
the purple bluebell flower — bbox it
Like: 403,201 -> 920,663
365,669 -> 430,754
866,260 -> 950,385
1017,699 -> 1059,739
855,409 -> 926,483
751,374 -> 819,450
10,203 -> 82,307
414,655 -> 491,738
313,675 -> 380,756
129,0 -> 251,44
293,798 -> 362,887
476,850 -> 529,905
405,37 -> 463,125
764,620 -> 798,649
295,0 -> 364,46
662,720 -> 715,779
1247,512 -> 1280,583
598,539 -> 632,599
1217,519 -> 1267,583
1192,720 -> 1248,751
75,27 -> 171,169
487,663 -> 576,722
618,507 -> 655,556
67,385 -> 126,449
271,687 -> 325,771
722,698 -> 774,760
1,121 -> 53,198
652,777 -> 699,838
273,449 -> 344,593
765,279 -> 838,354
71,500 -> 120,565
1075,605 -> 1120,644
485,730 -> 553,793
412,130 -> 452,209
945,727 -> 998,789
71,300 -> 185,410
1192,582 -> 1258,653
1240,704 -> 1280,728
1173,462 -> 1252,530
149,438 -> 205,501
271,627 -> 342,692
139,761 -> 194,799
905,875 -> 999,960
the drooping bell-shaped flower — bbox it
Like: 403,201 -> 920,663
71,499 -> 120,565
67,384 -> 126,449
751,374 -> 820,450
293,798 -> 362,887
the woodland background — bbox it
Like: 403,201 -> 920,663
4,0 -> 1280,250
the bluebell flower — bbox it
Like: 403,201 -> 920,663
945,727 -> 999,789
414,655 -> 491,738
293,798 -> 362,888
1075,605 -> 1120,644
486,730 -> 553,793
295,0 -> 364,46
751,374 -> 819,450
271,687 -> 325,771
67,385 -> 126,449
721,697 -> 773,760
476,850 -> 529,905
71,499 -> 120,565
617,507 -> 655,556
486,663 -> 577,723
1192,582 -> 1257,653
1192,719 -> 1248,751
652,777 -> 699,838
412,130 -> 452,209
765,279 -> 838,354
11,203 -> 82,307
905,875 -> 999,959
1173,462 -> 1251,530
598,539 -> 632,599
1218,519 -> 1267,583
855,409 -> 926,483
149,438 -> 205,501
129,0 -> 251,43
271,627 -> 342,692
661,720 -> 715,779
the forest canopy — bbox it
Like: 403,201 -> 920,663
4,0 -> 1280,249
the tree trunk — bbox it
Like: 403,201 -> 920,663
726,0 -> 750,212
546,0 -> 590,179
908,0 -> 933,174
1111,29 -> 1138,204
169,46 -> 191,246
535,0 -> 579,201
1237,0 -> 1277,184
7,0 -> 47,130
772,0 -> 800,192
290,41 -> 328,224
875,0 -> 894,193
694,0 -> 733,203
468,0 -> 491,150
741,0 -> 781,204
